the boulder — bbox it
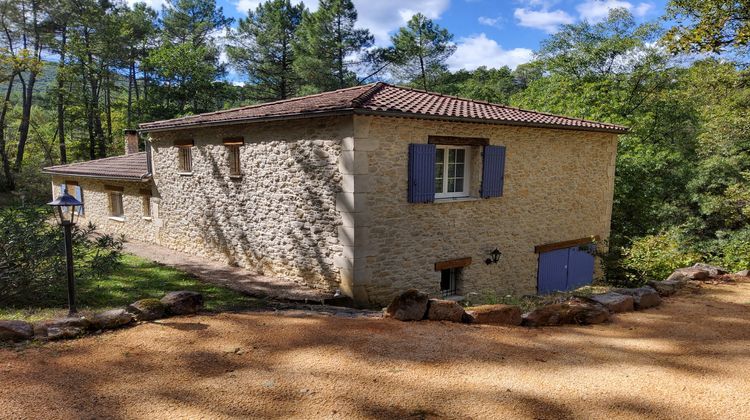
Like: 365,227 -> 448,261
613,287 -> 661,310
666,267 -> 709,283
127,298 -> 166,321
522,298 -> 610,327
426,299 -> 466,323
91,309 -> 134,330
160,291 -> 204,315
692,263 -> 727,277
590,292 -> 634,313
34,317 -> 91,340
0,320 -> 34,342
522,304 -> 568,327
735,270 -> 749,277
466,304 -> 523,326
565,297 -> 611,325
384,289 -> 429,321
647,279 -> 683,297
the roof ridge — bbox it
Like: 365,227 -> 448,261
377,84 -> 628,130
141,84 -> 379,128
351,82 -> 388,108
44,152 -> 146,170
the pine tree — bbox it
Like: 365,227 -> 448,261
227,0 -> 304,101
391,13 -> 456,91
293,0 -> 373,92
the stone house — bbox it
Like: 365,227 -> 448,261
43,83 -> 626,306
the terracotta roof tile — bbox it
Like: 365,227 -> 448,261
139,82 -> 628,133
42,152 -> 149,181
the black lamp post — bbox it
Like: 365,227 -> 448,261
48,190 -> 82,315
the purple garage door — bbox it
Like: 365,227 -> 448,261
537,243 -> 596,294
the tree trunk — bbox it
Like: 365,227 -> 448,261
0,75 -> 16,190
14,2 -> 42,172
57,26 -> 67,164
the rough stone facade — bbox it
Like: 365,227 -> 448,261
51,114 -> 617,307
341,115 -> 617,305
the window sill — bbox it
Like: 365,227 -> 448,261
178,172 -> 193,176
229,175 -> 242,180
434,196 -> 481,204
142,216 -> 153,221
108,216 -> 126,222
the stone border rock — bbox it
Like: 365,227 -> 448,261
383,263 -> 736,328
0,290 -> 203,344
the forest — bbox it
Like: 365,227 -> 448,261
0,0 -> 748,284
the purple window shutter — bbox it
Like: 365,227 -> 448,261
481,145 -> 506,198
408,143 -> 436,203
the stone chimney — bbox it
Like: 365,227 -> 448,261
124,129 -> 139,155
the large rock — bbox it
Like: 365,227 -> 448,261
522,298 -> 609,327
647,279 -> 683,297
466,304 -> 522,326
35,317 -> 91,340
160,291 -> 204,315
613,287 -> 661,310
590,292 -> 634,313
91,309 -> 134,330
666,267 -> 709,283
426,299 -> 466,323
127,298 -> 166,321
734,270 -> 749,277
384,289 -> 429,321
692,263 -> 727,277
0,320 -> 34,342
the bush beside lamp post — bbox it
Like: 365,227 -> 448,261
47,190 -> 82,316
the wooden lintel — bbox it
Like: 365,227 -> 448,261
222,137 -> 244,145
428,135 -> 489,146
173,139 -> 194,147
139,188 -> 152,196
534,236 -> 600,254
435,257 -> 472,271
104,185 -> 124,192
64,180 -> 79,186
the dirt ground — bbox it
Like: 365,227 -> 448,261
1,281 -> 749,420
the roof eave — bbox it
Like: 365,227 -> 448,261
352,109 -> 629,134
41,169 -> 152,182
138,109 -> 357,133
137,108 -> 628,135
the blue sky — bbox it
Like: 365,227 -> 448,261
131,0 -> 668,74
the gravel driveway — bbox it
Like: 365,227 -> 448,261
2,281 -> 749,419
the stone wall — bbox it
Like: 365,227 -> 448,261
49,177 -> 158,243
348,115 -> 618,306
147,117 -> 348,290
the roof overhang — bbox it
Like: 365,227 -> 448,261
41,169 -> 152,182
138,108 -> 629,135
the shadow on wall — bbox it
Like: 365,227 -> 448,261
194,137 -> 342,289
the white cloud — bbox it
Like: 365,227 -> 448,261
478,16 -> 502,29
234,0 -> 318,14
125,0 -> 167,9
447,33 -> 533,71
513,8 -> 575,33
353,0 -> 451,45
576,0 -> 653,23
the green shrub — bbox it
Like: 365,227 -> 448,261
702,228 -> 750,272
0,206 -> 123,307
622,228 -> 701,282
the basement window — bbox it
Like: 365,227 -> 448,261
440,268 -> 462,298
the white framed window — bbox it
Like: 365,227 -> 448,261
109,192 -> 124,217
435,146 -> 471,199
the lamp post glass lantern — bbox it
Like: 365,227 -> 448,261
48,190 -> 82,315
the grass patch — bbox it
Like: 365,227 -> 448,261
0,254 -> 265,322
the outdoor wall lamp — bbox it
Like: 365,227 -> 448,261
48,190 -> 83,315
485,248 -> 502,265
